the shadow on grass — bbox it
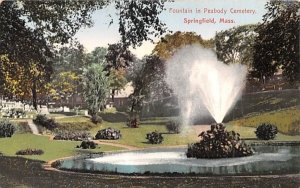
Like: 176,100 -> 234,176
50,112 -> 77,116
99,112 -> 128,123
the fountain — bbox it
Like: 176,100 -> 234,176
54,45 -> 300,175
165,45 -> 247,125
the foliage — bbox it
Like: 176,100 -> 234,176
33,114 -> 58,131
86,47 -> 107,65
153,31 -> 214,61
82,63 -> 110,116
165,121 -> 181,134
54,44 -> 87,73
0,55 -> 52,107
53,131 -> 91,141
255,123 -> 278,140
49,71 -> 79,102
94,127 -> 121,140
146,131 -> 164,144
127,114 -> 139,128
105,43 -> 134,71
252,0 -> 300,82
16,148 -> 44,155
115,0 -> 169,47
0,120 -> 16,137
129,55 -> 168,113
186,123 -> 253,158
91,114 -> 103,124
76,141 -> 98,149
215,24 -> 257,67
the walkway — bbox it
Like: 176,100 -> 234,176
27,119 -> 40,135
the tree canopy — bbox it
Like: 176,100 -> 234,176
153,31 -> 214,61
252,0 -> 300,82
215,24 -> 257,68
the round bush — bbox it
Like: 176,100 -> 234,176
91,114 -> 103,124
0,120 -> 16,137
16,148 -> 44,155
186,123 -> 253,158
166,121 -> 181,134
146,131 -> 164,144
95,127 -> 121,140
77,141 -> 98,149
255,123 -> 278,140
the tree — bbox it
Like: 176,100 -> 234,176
0,1 -> 100,109
105,43 -> 134,101
109,69 -> 128,99
115,0 -> 169,47
252,0 -> 300,83
129,55 -> 166,113
49,71 -> 79,105
0,0 -> 170,108
215,24 -> 257,68
153,31 -> 214,61
54,44 -> 86,74
86,47 -> 107,65
82,63 -> 110,116
0,55 -> 52,107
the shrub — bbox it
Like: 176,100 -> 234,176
146,131 -> 164,144
77,141 -> 98,149
16,148 -> 44,155
166,121 -> 181,134
91,114 -> 103,124
186,123 -> 253,158
95,127 -> 121,140
0,120 -> 16,137
127,117 -> 139,128
255,123 -> 278,140
53,131 -> 91,141
33,114 -> 58,130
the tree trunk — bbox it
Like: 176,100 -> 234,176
112,89 -> 115,102
32,80 -> 37,110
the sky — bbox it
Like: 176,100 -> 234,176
75,0 -> 268,58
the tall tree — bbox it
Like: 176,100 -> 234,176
252,0 -> 300,83
105,43 -> 134,101
129,55 -> 166,113
153,31 -> 214,61
82,63 -> 110,116
215,24 -> 257,68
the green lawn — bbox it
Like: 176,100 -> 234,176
89,121 -> 196,148
0,134 -> 123,162
228,106 -> 300,135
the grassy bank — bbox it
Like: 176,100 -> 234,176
228,106 -> 300,135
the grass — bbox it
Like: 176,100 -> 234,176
55,116 -> 98,131
225,125 -> 300,141
0,134 -> 123,162
90,121 -> 197,148
228,106 -> 300,135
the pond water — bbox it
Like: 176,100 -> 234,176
58,146 -> 300,175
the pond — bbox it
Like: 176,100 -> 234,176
57,145 -> 300,175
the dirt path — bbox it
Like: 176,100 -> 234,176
93,140 -> 139,150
